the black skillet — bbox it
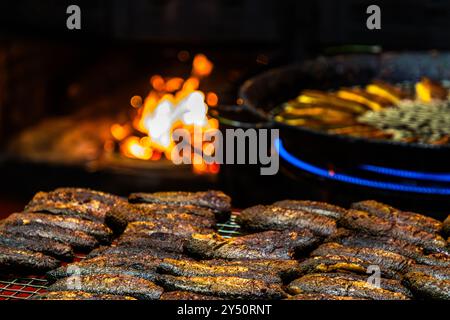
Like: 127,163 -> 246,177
234,52 -> 450,172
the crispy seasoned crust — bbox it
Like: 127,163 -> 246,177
185,230 -> 319,260
157,275 -> 287,299
0,245 -> 59,273
204,259 -> 303,282
328,229 -> 425,260
122,220 -> 214,238
351,200 -> 442,233
403,265 -> 450,300
0,223 -> 98,251
48,274 -> 164,300
443,215 -> 450,237
273,200 -> 347,219
160,291 -> 223,300
287,273 -> 411,300
339,210 -> 447,252
106,202 -> 216,232
157,258 -> 282,284
47,254 -> 161,281
117,233 -> 186,254
0,231 -> 73,260
286,293 -> 367,300
25,188 -> 126,222
86,245 -> 192,260
34,291 -> 136,300
4,212 -> 113,243
128,190 -> 231,219
311,242 -> 413,277
237,205 -> 337,237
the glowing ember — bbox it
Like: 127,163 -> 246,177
111,53 -> 219,174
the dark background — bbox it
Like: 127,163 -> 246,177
0,0 -> 449,214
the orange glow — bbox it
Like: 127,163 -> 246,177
130,95 -> 143,108
192,54 -> 214,78
151,75 -> 165,91
111,124 -> 130,141
121,136 -> 153,160
112,53 -> 219,174
206,92 -> 219,107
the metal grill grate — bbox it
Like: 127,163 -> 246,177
0,214 -> 241,300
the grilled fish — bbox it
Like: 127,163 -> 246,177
48,274 -> 164,300
297,254 -> 375,276
185,230 -> 319,260
86,245 -> 191,260
204,259 -> 302,282
351,200 -> 442,233
0,223 -> 98,250
122,220 -> 214,238
329,229 -> 425,261
160,291 -> 223,300
287,273 -> 411,300
339,210 -> 447,252
106,202 -> 216,232
128,190 -> 231,220
25,188 -> 125,223
403,265 -> 450,300
286,293 -> 367,300
0,231 -> 73,260
117,232 -> 186,254
237,205 -> 337,237
443,215 -> 450,237
35,291 -> 136,300
311,242 -> 413,277
157,258 -> 282,284
272,200 -> 346,219
157,275 -> 286,299
0,245 -> 59,273
47,254 -> 161,281
3,212 -> 113,243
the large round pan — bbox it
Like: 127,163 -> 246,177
239,52 -> 450,171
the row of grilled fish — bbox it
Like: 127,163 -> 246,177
33,189 -> 234,300
3,189 -> 448,300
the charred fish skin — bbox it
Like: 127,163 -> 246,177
237,205 -> 338,237
403,265 -> 450,300
122,220 -> 214,238
272,200 -> 347,219
47,254 -> 161,282
157,258 -> 282,284
106,202 -> 216,233
205,259 -> 303,282
328,229 -> 425,262
185,230 -> 319,260
311,242 -> 413,277
286,293 -> 367,300
128,190 -> 231,220
86,245 -> 192,260
339,210 -> 447,252
443,215 -> 450,237
34,291 -> 136,300
157,275 -> 287,300
117,232 -> 186,254
0,223 -> 98,251
48,274 -> 164,300
351,200 -> 442,233
287,273 -> 410,300
25,188 -> 126,223
160,291 -> 223,300
0,245 -> 60,274
4,212 -> 113,243
297,254 -> 371,276
0,231 -> 73,260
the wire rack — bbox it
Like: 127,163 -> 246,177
0,214 -> 241,300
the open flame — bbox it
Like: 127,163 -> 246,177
110,54 -> 219,174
